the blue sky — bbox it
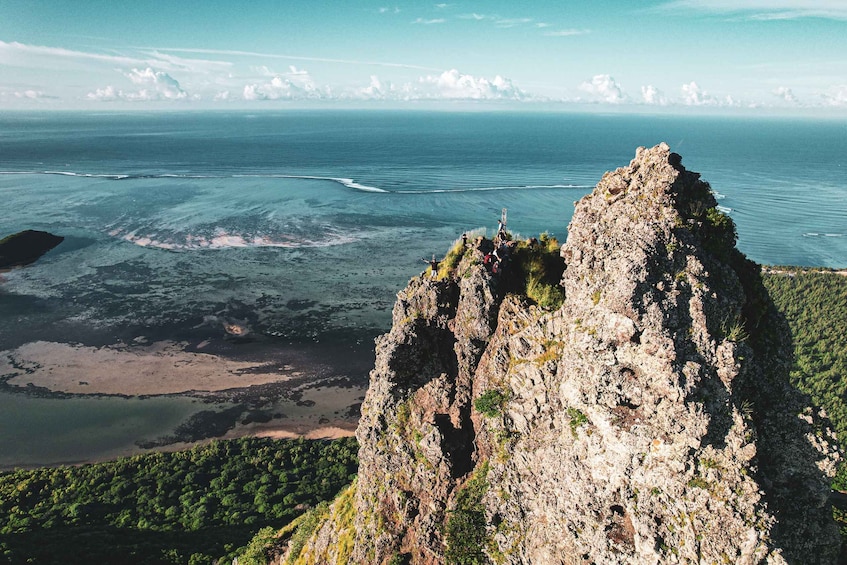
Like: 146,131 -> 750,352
1,0 -> 846,112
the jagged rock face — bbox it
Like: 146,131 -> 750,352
349,249 -> 502,564
286,144 -> 841,564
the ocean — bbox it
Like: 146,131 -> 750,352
1,110 -> 845,467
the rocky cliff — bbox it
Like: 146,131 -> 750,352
280,144 -> 841,564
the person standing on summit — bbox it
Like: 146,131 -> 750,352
422,254 -> 439,279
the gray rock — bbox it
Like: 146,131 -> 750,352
281,144 -> 841,564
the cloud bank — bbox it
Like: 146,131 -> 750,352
242,66 -> 325,100
418,69 -> 527,100
87,68 -> 187,101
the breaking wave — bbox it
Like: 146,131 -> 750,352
111,228 -> 358,250
0,170 -> 588,195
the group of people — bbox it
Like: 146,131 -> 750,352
483,237 -> 513,276
422,210 -> 514,280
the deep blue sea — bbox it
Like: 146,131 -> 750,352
1,110 -> 845,466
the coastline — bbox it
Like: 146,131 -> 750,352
0,336 -> 370,469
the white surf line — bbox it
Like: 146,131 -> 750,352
232,174 -> 388,193
0,170 -> 389,193
393,184 -> 592,194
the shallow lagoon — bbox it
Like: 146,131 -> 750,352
1,111 -> 845,467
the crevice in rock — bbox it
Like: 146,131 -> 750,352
433,413 -> 475,478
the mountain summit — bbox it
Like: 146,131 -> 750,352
281,144 -> 841,564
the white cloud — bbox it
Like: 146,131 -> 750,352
544,29 -> 590,37
86,85 -> 120,101
656,0 -> 847,20
417,69 -> 528,100
358,75 -> 389,99
680,81 -> 718,106
133,47 -> 445,73
413,18 -> 445,24
723,94 -> 740,107
140,51 -> 232,74
822,85 -> 847,106
641,85 -> 669,105
773,86 -> 798,103
494,17 -> 533,27
459,13 -> 487,20
213,91 -> 231,101
124,68 -> 187,99
0,40 -> 229,77
242,68 -> 325,101
579,74 -> 628,104
0,40 -> 143,68
86,68 -> 187,101
14,89 -> 48,99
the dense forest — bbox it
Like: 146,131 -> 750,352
763,271 -> 847,457
763,270 -> 847,544
0,437 -> 357,564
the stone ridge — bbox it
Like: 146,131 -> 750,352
279,144 -> 841,564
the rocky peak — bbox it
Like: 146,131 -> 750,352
280,144 -> 841,564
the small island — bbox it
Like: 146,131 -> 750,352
0,230 -> 64,270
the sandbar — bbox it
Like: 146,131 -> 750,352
0,340 -> 297,396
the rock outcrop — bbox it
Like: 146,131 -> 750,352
280,144 -> 841,564
0,230 -> 64,269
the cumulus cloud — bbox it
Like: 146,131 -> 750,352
418,69 -> 527,100
641,85 -> 669,105
14,89 -> 50,99
579,74 -> 628,104
86,68 -> 188,101
773,86 -> 798,103
822,85 -> 847,106
242,67 -> 325,101
86,85 -> 120,101
680,81 -> 718,106
358,75 -> 389,99
124,68 -> 187,99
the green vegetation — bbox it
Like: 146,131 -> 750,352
506,233 -> 566,310
763,272 -> 847,447
567,408 -> 589,438
762,271 -> 847,545
475,390 -> 508,418
438,239 -> 470,279
0,437 -> 358,564
720,316 -> 749,343
444,461 -> 491,565
283,501 -> 331,564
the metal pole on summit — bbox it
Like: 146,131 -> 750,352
501,208 -> 507,228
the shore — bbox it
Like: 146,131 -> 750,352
0,336 -> 371,468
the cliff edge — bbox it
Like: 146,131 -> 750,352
280,144 -> 841,564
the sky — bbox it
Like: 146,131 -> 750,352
1,0 -> 846,113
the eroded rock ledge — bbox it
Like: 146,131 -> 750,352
280,144 -> 841,564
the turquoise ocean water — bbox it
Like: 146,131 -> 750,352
0,111 -> 845,466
